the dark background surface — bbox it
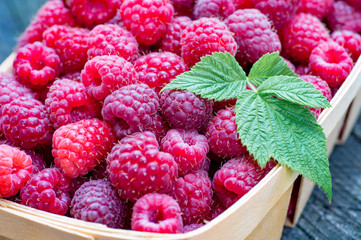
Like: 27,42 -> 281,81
0,1 -> 360,239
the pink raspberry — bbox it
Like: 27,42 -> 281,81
81,55 -> 139,101
71,179 -> 127,228
148,114 -> 169,143
161,129 -> 209,176
131,193 -> 183,233
107,132 -> 178,202
180,18 -> 238,67
309,41 -> 353,88
0,145 -> 32,198
87,24 -> 139,62
183,224 -> 204,233
193,0 -> 235,19
160,90 -> 214,132
170,170 -> 213,225
134,52 -> 189,93
331,30 -> 361,62
232,0 -> 253,9
225,9 -> 281,64
297,0 -> 334,19
52,119 -> 116,178
20,168 -> 71,215
280,13 -> 330,64
120,0 -> 174,46
325,1 -> 361,33
13,42 -> 62,90
43,25 -> 89,73
102,84 -> 160,140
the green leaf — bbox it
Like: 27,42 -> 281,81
161,52 -> 247,101
257,76 -> 332,109
248,52 -> 298,87
235,91 -> 332,201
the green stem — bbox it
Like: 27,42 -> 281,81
246,78 -> 257,92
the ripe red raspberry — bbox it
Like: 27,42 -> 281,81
225,9 -> 281,64
65,0 -> 121,26
331,30 -> 361,62
81,55 -> 139,101
120,0 -> 174,46
102,84 -> 160,140
160,90 -> 214,132
213,155 -> 276,208
20,168 -> 71,215
280,13 -> 330,64
170,170 -> 212,224
71,179 -> 127,228
87,24 -> 139,62
161,129 -> 209,176
297,0 -> 334,19
107,132 -> 178,202
183,224 -> 204,233
52,119 -> 116,178
159,16 -> 192,56
43,25 -> 89,73
148,114 -> 169,143
206,108 -> 247,159
309,41 -> 353,88
180,18 -> 238,67
0,145 -> 32,198
134,52 -> 189,93
325,1 -> 361,33
172,0 -> 195,16
0,97 -> 52,150
13,42 -> 62,90
193,0 -> 235,19
233,0 -> 253,9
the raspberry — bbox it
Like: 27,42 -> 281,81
159,16 -> 192,56
206,108 -> 247,159
132,193 -> 183,233
43,25 -> 89,73
180,18 -> 238,67
120,0 -> 174,46
193,0 -> 235,19
161,129 -> 209,176
107,132 -> 178,202
297,0 -> 334,19
81,55 -> 139,101
331,30 -> 361,62
134,52 -> 189,93
52,119 -> 116,178
65,0 -> 121,26
13,42 -> 62,90
280,13 -> 330,64
172,0 -> 195,16
148,114 -> 169,143
102,84 -> 160,140
225,9 -> 281,64
325,1 -> 361,33
71,179 -> 127,228
0,97 -> 52,150
309,41 -> 354,88
0,145 -> 32,198
183,223 -> 204,232
20,168 -> 71,215
45,79 -> 101,129
160,90 -> 214,132
170,170 -> 213,225
213,155 -> 276,208
87,24 -> 139,62
232,0 -> 253,9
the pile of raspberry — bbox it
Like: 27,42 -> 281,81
0,0 -> 360,234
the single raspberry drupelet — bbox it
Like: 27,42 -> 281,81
71,179 -> 127,228
325,1 -> 361,33
280,13 -> 330,64
43,25 -> 89,73
180,18 -> 238,67
131,193 -> 183,233
52,119 -> 116,178
193,0 -> 235,19
87,24 -> 139,62
160,90 -> 214,132
81,55 -> 139,101
120,0 -> 174,46
309,41 -> 354,88
0,145 -> 32,198
134,52 -> 189,93
161,129 -> 209,176
183,224 -> 204,233
13,41 -> 62,90
297,0 -> 334,19
107,132 -> 178,202
225,9 -> 281,64
331,30 -> 361,62
102,84 -> 160,140
20,168 -> 71,215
